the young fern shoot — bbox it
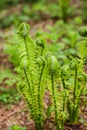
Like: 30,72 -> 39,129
17,23 -> 47,130
60,26 -> 87,124
47,55 -> 59,129
47,55 -> 67,130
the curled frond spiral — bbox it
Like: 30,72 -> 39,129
47,55 -> 59,75
36,39 -> 45,49
36,57 -> 45,67
61,65 -> 70,78
17,23 -> 30,38
69,60 -> 77,70
79,26 -> 87,37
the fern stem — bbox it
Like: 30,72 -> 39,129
73,65 -> 77,101
73,65 -> 78,123
62,84 -> 66,111
61,71 -> 66,112
23,67 -> 31,93
24,36 -> 29,60
51,74 -> 60,130
41,48 -> 43,56
37,61 -> 45,130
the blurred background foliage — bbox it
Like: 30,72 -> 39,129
0,0 -> 84,28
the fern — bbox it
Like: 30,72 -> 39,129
78,26 -> 87,65
61,58 -> 87,124
61,26 -> 87,123
17,23 -> 47,130
46,55 -> 67,130
16,23 -> 87,129
17,23 -> 68,130
47,55 -> 59,129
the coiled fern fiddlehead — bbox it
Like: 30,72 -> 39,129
79,26 -> 87,37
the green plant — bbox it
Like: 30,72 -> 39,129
0,69 -> 20,105
60,26 -> 87,124
16,23 -> 87,129
35,20 -> 80,65
8,124 -> 26,130
47,55 -> 67,130
5,36 -> 20,67
0,0 -> 20,10
0,86 -> 20,105
58,0 -> 70,22
61,61 -> 86,124
17,23 -> 47,130
0,0 -> 40,10
17,23 -> 68,130
47,55 -> 59,129
82,0 -> 87,22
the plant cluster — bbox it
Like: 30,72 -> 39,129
5,36 -> 20,67
0,69 -> 20,105
16,23 -> 87,130
8,124 -> 26,130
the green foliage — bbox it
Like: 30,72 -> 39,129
0,69 -> 20,104
16,23 -> 87,129
0,13 -> 29,28
0,69 -> 18,86
82,0 -> 87,22
31,0 -> 74,21
5,36 -> 20,67
47,55 -> 59,129
0,0 -> 40,10
8,125 -> 26,130
78,26 -> 87,65
61,26 -> 87,124
0,0 -> 77,28
17,23 -> 47,130
0,0 -> 20,9
17,23 -> 68,130
58,0 -> 70,22
35,20 -> 80,65
1,37 -> 21,105
47,55 -> 67,130
0,86 -> 20,105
